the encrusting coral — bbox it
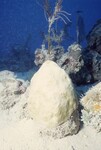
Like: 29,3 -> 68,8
34,44 -> 64,66
81,82 -> 101,132
58,43 -> 91,85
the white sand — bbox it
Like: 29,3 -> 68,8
0,70 -> 101,150
0,118 -> 101,150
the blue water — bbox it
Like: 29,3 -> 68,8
0,0 -> 101,55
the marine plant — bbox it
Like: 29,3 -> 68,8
37,0 -> 71,53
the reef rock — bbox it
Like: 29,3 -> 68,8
28,60 -> 80,138
81,82 -> 101,132
83,50 -> 101,82
58,43 -> 91,85
86,19 -> 101,55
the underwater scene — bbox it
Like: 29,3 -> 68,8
0,0 -> 101,150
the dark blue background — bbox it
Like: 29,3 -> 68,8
0,0 -> 101,56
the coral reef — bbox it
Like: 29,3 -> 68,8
34,44 -> 64,66
83,19 -> 101,83
58,43 -> 91,85
83,50 -> 101,82
28,60 -> 80,138
57,19 -> 101,85
81,82 -> 101,132
34,0 -> 71,67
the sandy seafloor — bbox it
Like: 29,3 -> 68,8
0,69 -> 101,150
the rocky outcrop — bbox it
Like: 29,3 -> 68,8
86,19 -> 101,55
28,60 -> 80,138
84,19 -> 101,83
83,50 -> 101,82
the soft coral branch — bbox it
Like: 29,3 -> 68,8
47,0 -> 71,33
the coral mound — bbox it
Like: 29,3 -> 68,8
28,60 -> 80,138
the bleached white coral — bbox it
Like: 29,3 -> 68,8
28,60 -> 80,138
